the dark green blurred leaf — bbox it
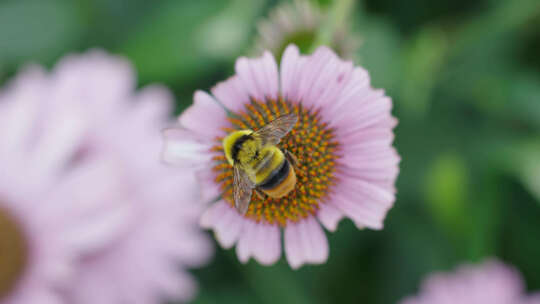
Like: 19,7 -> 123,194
356,17 -> 402,95
0,0 -> 83,66
118,1 -> 227,83
119,0 -> 265,84
425,153 -> 468,238
496,139 -> 540,204
400,27 -> 448,118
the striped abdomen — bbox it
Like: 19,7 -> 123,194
248,146 -> 296,198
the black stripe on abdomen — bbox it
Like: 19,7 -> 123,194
258,160 -> 289,190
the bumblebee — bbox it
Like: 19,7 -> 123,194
223,113 -> 299,215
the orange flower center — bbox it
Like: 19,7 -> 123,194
211,98 -> 339,226
0,205 -> 28,299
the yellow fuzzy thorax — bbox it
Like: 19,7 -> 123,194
236,139 -> 260,166
222,130 -> 254,165
222,129 -> 286,185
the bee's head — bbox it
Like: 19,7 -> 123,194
222,130 -> 253,165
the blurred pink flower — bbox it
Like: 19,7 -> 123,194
0,51 -> 213,304
162,44 -> 399,269
0,68 -> 127,303
254,0 -> 359,59
399,259 -> 539,304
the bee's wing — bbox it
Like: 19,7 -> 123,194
254,113 -> 298,145
233,165 -> 255,215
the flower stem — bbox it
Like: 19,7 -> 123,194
311,0 -> 355,51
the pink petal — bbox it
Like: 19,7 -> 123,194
234,51 -> 279,102
0,67 -> 45,157
43,157 -> 131,253
179,90 -> 227,138
329,175 -> 397,230
253,223 -> 281,265
236,220 -> 257,263
200,201 -> 244,249
196,168 -> 221,203
236,220 -> 281,265
294,46 -> 336,107
325,67 -> 371,117
280,45 -> 306,102
340,148 -> 400,171
330,181 -> 392,230
317,202 -> 344,232
30,103 -> 87,176
284,217 -> 328,269
200,200 -> 228,228
130,84 -> 174,127
211,75 -> 250,113
52,49 -> 134,113
332,92 -> 390,134
297,46 -> 355,111
161,127 -> 214,167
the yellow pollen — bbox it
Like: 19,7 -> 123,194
0,205 -> 28,300
212,98 -> 339,226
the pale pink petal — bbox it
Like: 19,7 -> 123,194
248,223 -> 281,265
284,217 -> 328,269
179,90 -> 227,138
0,67 -> 45,157
30,104 -> 87,176
236,220 -> 257,263
161,127 -> 214,167
236,220 -> 282,265
399,259 -> 528,304
317,202 -> 344,232
196,168 -> 221,203
279,44 -> 306,102
211,75 -> 251,113
297,47 -> 355,110
330,188 -> 387,230
130,84 -> 174,127
234,52 -> 279,102
200,200 -> 228,229
325,67 -> 371,117
52,49 -> 134,114
332,93 -> 391,135
200,201 -> 244,249
294,46 -> 336,107
40,157 -> 131,253
307,58 -> 354,113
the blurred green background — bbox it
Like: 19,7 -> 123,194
1,0 -> 539,303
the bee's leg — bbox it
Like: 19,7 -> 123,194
254,188 -> 266,200
284,149 -> 301,171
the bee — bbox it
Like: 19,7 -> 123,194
223,113 -> 299,215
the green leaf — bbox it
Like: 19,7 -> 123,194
356,17 -> 402,96
0,0 -> 83,66
425,153 -> 469,238
499,139 -> 540,204
399,27 -> 448,118
118,0 -> 264,84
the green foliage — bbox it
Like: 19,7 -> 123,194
425,153 -> 468,240
0,0 -> 83,67
2,0 -> 540,303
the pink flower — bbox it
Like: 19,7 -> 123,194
0,67 -> 126,304
162,44 -> 399,269
254,0 -> 359,59
399,259 -> 539,304
0,51 -> 213,304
